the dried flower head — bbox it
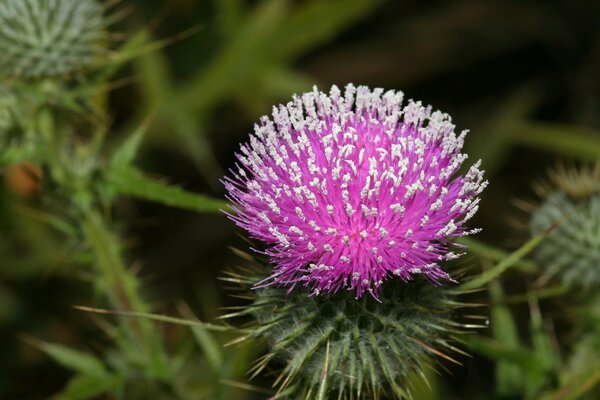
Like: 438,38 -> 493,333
225,84 -> 487,298
0,0 -> 108,78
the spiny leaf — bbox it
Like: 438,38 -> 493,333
109,116 -> 153,167
20,336 -> 107,378
509,122 -> 600,161
55,373 -> 123,400
105,166 -> 228,213
462,335 -> 539,371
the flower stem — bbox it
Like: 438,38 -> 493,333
80,207 -> 170,378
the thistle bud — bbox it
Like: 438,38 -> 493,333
529,165 -> 600,288
0,0 -> 108,78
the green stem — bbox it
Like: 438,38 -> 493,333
459,231 -> 547,291
36,106 -> 65,183
80,207 -> 170,378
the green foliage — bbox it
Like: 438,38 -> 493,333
2,0 -> 600,398
56,373 -> 123,400
488,280 -> 526,395
464,292 -> 561,399
0,0 -> 108,78
0,86 -> 18,132
132,0 -> 385,181
510,122 -> 600,162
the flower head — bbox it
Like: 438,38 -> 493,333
225,84 -> 486,298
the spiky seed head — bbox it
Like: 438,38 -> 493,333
0,0 -> 108,78
227,266 -> 471,400
224,84 -> 487,299
529,165 -> 600,289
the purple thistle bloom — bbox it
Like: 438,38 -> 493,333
224,84 -> 487,299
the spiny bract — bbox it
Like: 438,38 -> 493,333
529,165 -> 600,289
226,266 -> 471,400
224,84 -> 487,298
0,0 -> 107,78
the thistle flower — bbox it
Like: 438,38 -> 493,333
529,165 -> 600,288
225,84 -> 486,298
0,0 -> 107,78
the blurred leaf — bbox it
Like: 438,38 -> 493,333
549,335 -> 600,400
54,373 -> 122,400
135,0 -> 387,184
93,29 -> 149,83
213,0 -> 245,38
509,122 -> 600,161
272,0 -> 385,62
133,32 -> 174,110
15,205 -> 78,237
180,0 -> 289,114
168,108 -> 224,186
96,26 -> 201,83
80,209 -> 171,378
192,328 -> 223,372
463,335 -> 538,371
110,117 -> 152,168
178,303 -> 224,374
181,0 -> 385,114
258,66 -> 314,99
528,295 -> 560,396
466,87 -> 539,177
542,370 -> 600,400
489,280 -> 524,395
459,231 -> 548,290
106,166 -> 227,212
24,338 -> 107,378
503,285 -> 568,304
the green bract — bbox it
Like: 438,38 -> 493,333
0,0 -> 107,78
228,267 -> 471,400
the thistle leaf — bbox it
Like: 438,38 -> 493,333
105,166 -> 228,213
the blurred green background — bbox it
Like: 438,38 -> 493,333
1,0 -> 599,399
